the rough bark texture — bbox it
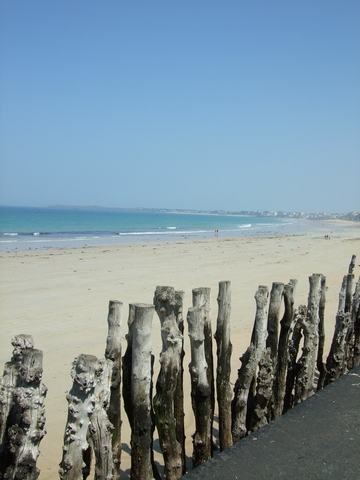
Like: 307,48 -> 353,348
249,347 -> 274,432
0,335 -> 46,480
231,285 -> 269,443
187,306 -> 212,468
214,280 -> 233,451
353,278 -> 360,367
272,279 -> 297,418
173,290 -> 186,475
324,311 -> 352,385
104,300 -> 123,479
294,274 -> 322,404
129,304 -> 158,480
266,282 -> 285,367
122,304 -> 135,430
59,354 -> 99,480
89,359 -> 114,480
192,287 -> 214,451
316,275 -> 327,390
283,309 -> 304,412
153,286 -> 183,480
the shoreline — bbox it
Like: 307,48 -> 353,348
1,218 -> 359,253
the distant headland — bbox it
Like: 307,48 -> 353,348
48,205 -> 360,222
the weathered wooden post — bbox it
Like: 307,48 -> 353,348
324,272 -> 354,386
231,285 -> 269,442
353,278 -> 360,367
88,359 -> 114,480
174,290 -> 186,475
192,287 -> 214,450
344,256 -> 356,369
316,275 -> 327,390
272,279 -> 297,418
187,306 -> 212,468
294,274 -> 322,404
124,303 -> 159,480
249,347 -> 274,432
104,300 -> 123,478
283,307 -> 305,412
214,280 -> 233,451
59,354 -> 113,480
266,282 -> 285,368
153,286 -> 184,480
0,335 -> 47,480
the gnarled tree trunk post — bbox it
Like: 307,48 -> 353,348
294,274 -> 322,404
187,306 -> 212,468
0,335 -> 46,480
88,359 -> 114,480
324,311 -> 352,385
316,275 -> 327,390
104,300 -> 123,479
128,304 -> 159,480
272,279 -> 297,418
249,347 -> 273,433
59,354 -> 100,480
283,307 -> 304,412
192,287 -> 214,452
344,256 -> 356,369
153,286 -> 183,480
266,282 -> 285,368
214,280 -> 233,451
174,290 -> 186,475
122,304 -> 135,429
231,285 -> 269,443
352,278 -> 360,367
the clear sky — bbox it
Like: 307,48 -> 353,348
0,1 -> 359,213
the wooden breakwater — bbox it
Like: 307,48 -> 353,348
0,256 -> 359,479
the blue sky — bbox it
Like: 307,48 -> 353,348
0,1 -> 359,213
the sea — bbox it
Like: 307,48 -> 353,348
0,205 -> 321,251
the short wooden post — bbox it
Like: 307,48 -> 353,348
59,354 -> 100,480
187,306 -> 212,468
0,335 -> 47,480
214,280 -> 233,451
153,286 -> 183,480
104,300 -> 123,478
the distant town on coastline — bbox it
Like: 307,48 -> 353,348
49,205 -> 360,222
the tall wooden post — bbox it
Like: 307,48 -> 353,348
353,278 -> 360,367
104,300 -> 123,478
272,279 -> 297,418
127,304 -> 159,480
174,290 -> 186,474
192,287 -> 214,451
294,274 -> 322,403
187,306 -> 212,468
153,286 -> 183,480
214,280 -> 233,451
231,285 -> 269,442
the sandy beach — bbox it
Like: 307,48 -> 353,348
0,227 -> 359,479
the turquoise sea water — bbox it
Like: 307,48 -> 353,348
0,205 -> 302,250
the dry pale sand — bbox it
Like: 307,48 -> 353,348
0,228 -> 359,478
